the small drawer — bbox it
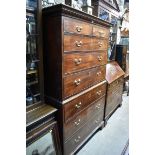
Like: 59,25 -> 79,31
64,51 -> 107,74
64,17 -> 92,36
92,38 -> 108,51
64,35 -> 92,51
64,83 -> 106,123
93,26 -> 109,38
64,97 -> 105,140
63,66 -> 106,99
64,111 -> 103,155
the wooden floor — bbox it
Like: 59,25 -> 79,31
76,93 -> 129,155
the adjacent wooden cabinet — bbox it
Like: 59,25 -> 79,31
26,104 -> 62,155
115,44 -> 128,73
104,61 -> 125,124
42,4 -> 111,155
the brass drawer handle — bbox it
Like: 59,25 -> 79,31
75,41 -> 83,47
96,90 -> 102,95
74,136 -> 81,143
99,31 -> 104,35
74,58 -> 82,65
76,26 -> 83,32
98,56 -> 103,61
97,71 -> 101,76
74,79 -> 81,86
98,42 -> 103,47
95,119 -> 100,124
75,102 -> 82,109
74,119 -> 81,126
95,104 -> 101,109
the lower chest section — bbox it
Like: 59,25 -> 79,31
62,81 -> 106,154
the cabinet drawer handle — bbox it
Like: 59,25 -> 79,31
75,102 -> 82,109
95,119 -> 100,124
95,103 -> 101,109
76,26 -> 83,32
98,56 -> 103,61
74,58 -> 82,65
96,90 -> 102,95
97,71 -> 101,76
75,41 -> 82,47
74,119 -> 81,126
99,31 -> 104,35
74,79 -> 81,86
98,31 -> 104,34
74,136 -> 81,143
98,42 -> 103,47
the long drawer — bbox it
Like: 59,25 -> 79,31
63,66 -> 106,99
64,51 -> 107,74
105,95 -> 122,119
108,77 -> 124,90
105,79 -> 124,119
64,17 -> 92,36
64,35 -> 108,52
64,82 -> 106,123
64,96 -> 105,140
108,86 -> 123,97
64,111 -> 103,155
64,35 -> 92,51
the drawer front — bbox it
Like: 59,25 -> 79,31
108,83 -> 124,96
92,38 -> 108,51
63,66 -> 106,99
105,95 -> 122,118
64,18 -> 92,36
64,82 -> 106,123
64,35 -> 92,51
105,81 -> 124,118
108,77 -> 124,90
64,51 -> 107,74
64,97 -> 105,140
93,26 -> 109,38
64,83 -> 106,123
64,111 -> 103,155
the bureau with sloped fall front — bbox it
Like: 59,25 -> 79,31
104,61 -> 125,125
42,4 -> 111,155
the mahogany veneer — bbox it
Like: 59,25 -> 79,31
42,4 -> 111,155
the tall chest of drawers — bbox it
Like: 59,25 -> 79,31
42,4 -> 111,155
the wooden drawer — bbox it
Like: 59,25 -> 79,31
105,79 -> 124,119
64,35 -> 92,51
92,38 -> 108,51
64,82 -> 106,123
64,51 -> 107,74
109,77 -> 124,88
64,111 -> 103,155
93,25 -> 109,38
64,17 -> 92,36
63,66 -> 106,98
108,83 -> 124,96
64,97 -> 105,140
105,95 -> 122,119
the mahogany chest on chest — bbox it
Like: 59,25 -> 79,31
104,61 -> 125,124
42,4 -> 111,155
